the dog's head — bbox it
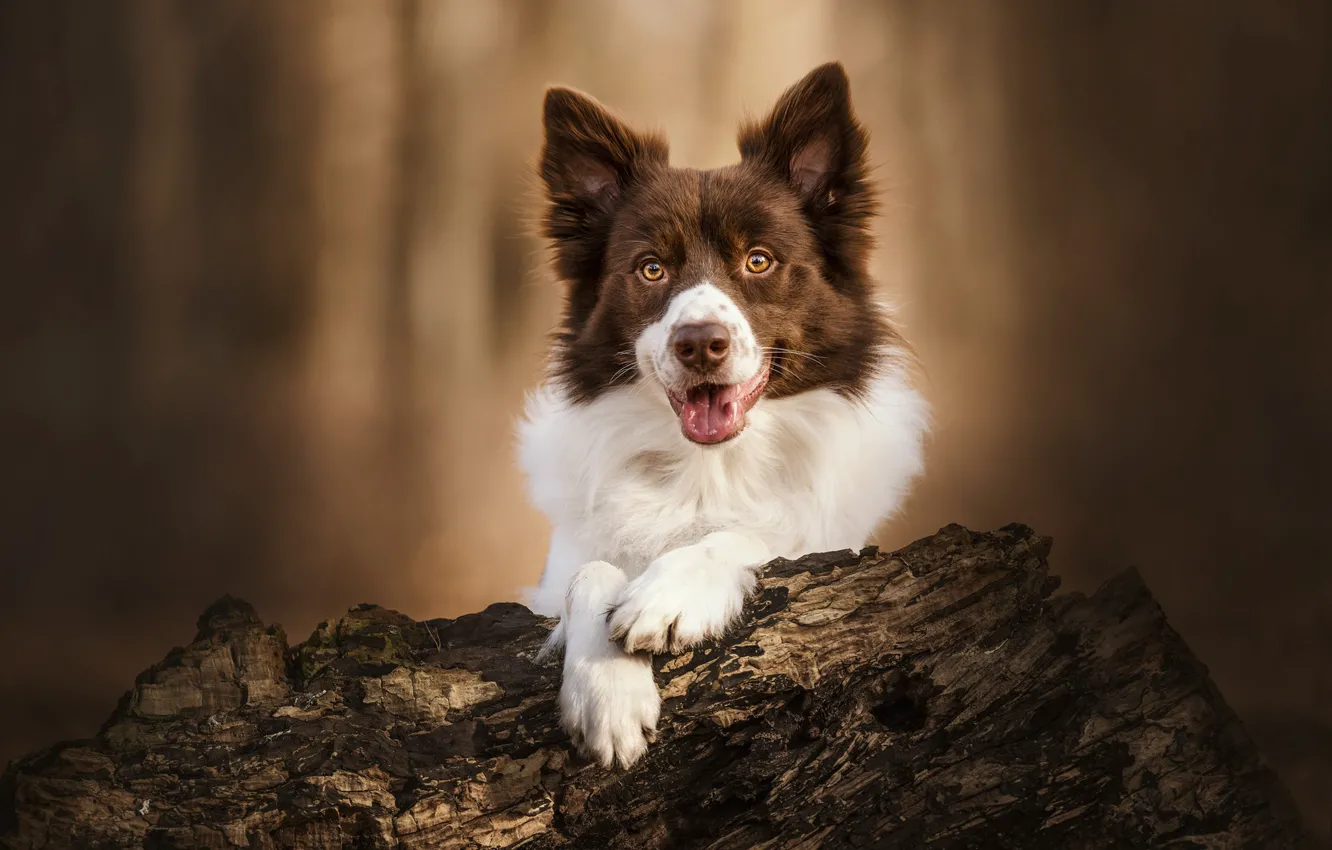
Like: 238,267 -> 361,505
539,63 -> 900,445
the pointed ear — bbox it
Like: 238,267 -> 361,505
738,62 -> 871,210
739,63 -> 874,277
540,86 -> 667,221
539,87 -> 667,291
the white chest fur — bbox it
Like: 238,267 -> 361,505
517,362 -> 929,618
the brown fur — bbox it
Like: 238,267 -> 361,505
539,63 -> 902,403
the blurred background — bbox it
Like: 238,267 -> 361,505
1,0 -> 1329,839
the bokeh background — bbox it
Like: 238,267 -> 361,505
2,0 -> 1329,839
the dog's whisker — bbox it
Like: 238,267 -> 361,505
760,346 -> 827,365
608,363 -> 638,386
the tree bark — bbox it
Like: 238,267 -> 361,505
0,525 -> 1309,848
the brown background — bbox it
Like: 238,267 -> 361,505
1,0 -> 1329,840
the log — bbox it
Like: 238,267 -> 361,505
0,524 -> 1310,848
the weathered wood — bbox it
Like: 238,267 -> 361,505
0,525 -> 1308,848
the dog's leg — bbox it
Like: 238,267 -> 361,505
607,531 -> 771,655
558,560 -> 660,769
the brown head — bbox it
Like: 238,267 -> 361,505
539,63 -> 902,445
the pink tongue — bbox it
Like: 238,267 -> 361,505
680,384 -> 741,443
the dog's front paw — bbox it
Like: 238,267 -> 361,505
607,540 -> 761,654
560,649 -> 659,769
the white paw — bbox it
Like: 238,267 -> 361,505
558,560 -> 661,769
560,647 -> 660,769
607,533 -> 766,654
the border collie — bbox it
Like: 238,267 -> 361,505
517,63 -> 929,768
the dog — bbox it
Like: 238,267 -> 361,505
517,62 -> 929,769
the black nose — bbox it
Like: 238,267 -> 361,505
671,322 -> 731,372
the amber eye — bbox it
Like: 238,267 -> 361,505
745,251 -> 774,274
639,259 -> 665,282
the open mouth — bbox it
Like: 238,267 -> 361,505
666,360 -> 771,445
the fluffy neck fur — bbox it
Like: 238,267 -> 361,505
517,349 -> 928,618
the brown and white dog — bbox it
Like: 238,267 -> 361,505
517,63 -> 929,768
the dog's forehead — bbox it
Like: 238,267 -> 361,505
613,164 -> 811,259
620,169 -> 699,231
702,164 -> 812,251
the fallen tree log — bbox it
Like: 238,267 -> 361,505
0,524 -> 1309,848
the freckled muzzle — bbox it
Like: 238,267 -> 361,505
636,283 -> 770,445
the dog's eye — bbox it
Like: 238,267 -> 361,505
745,251 -> 774,274
639,259 -> 666,282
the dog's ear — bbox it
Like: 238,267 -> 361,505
739,63 -> 874,277
540,87 -> 668,286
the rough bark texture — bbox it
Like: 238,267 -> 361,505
0,525 -> 1309,848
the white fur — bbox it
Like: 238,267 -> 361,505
635,282 -> 763,392
516,323 -> 928,767
520,361 -> 928,613
608,530 -> 771,654
557,561 -> 660,768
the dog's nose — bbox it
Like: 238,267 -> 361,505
671,322 -> 731,372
